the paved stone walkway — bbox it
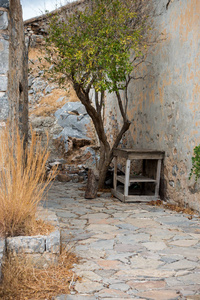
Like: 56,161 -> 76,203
45,182 -> 200,300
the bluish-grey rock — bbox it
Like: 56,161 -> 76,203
46,229 -> 60,254
32,78 -> 47,93
0,75 -> 7,91
0,0 -> 9,8
0,94 -> 9,120
0,238 -> 5,280
55,102 -> 87,119
7,236 -> 45,254
0,11 -> 8,30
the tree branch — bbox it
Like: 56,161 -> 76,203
115,90 -> 126,122
111,120 -> 131,156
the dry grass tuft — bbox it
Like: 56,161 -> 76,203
28,219 -> 55,236
148,200 -> 197,217
0,248 -> 79,300
0,125 -> 57,237
30,89 -> 67,117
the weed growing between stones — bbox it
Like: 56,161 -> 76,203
0,248 -> 79,299
0,125 -> 57,237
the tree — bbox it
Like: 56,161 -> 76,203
45,0 -> 150,188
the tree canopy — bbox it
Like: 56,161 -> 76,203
46,0 -> 147,93
45,0 -> 150,189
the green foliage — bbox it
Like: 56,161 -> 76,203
189,145 -> 200,181
46,0 -> 147,93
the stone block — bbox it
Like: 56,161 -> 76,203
0,11 -> 8,30
0,238 -> 5,280
0,94 -> 9,120
46,229 -> 60,254
7,236 -> 46,254
24,252 -> 58,268
0,75 -> 7,91
0,39 -> 9,74
0,0 -> 9,9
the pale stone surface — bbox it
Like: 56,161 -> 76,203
138,290 -> 180,299
169,239 -> 198,247
142,241 -> 167,251
96,288 -> 130,298
129,256 -> 163,269
41,182 -> 200,298
115,269 -> 176,278
0,238 -> 5,279
0,11 -> 8,30
75,281 -> 104,294
7,236 -> 45,254
0,75 -> 7,91
125,218 -> 160,228
161,259 -> 198,271
46,229 -> 60,254
75,271 -> 102,282
127,280 -> 166,290
0,39 -> 9,74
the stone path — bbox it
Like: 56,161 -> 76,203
45,182 -> 200,300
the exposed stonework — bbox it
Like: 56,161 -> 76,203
0,0 -> 28,139
0,3 -> 9,121
6,207 -> 60,268
25,4 -> 98,166
24,0 -> 200,210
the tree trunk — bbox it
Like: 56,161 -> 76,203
72,82 -> 131,192
85,169 -> 98,198
98,147 -> 112,189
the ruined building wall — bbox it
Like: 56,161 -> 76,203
0,0 -> 28,139
107,0 -> 200,211
24,0 -> 200,209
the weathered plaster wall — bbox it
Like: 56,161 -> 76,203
0,0 -> 28,140
108,0 -> 200,210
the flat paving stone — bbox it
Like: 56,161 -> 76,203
138,290 -> 180,299
44,182 -> 200,299
53,296 -> 97,300
75,281 -> 104,294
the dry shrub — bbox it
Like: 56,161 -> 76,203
149,200 -> 196,217
28,219 -> 55,236
0,248 -> 79,300
0,125 -> 57,237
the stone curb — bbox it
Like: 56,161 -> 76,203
0,206 -> 60,278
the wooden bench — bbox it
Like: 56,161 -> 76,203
111,148 -> 165,202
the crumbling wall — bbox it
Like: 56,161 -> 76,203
0,0 -> 28,140
107,0 -> 200,211
24,0 -> 97,166
24,0 -> 200,209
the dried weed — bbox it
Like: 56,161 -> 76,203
0,248 -> 79,300
149,200 -> 197,217
0,125 -> 57,237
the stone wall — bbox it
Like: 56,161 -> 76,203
0,0 -> 28,139
107,0 -> 200,210
24,0 -> 200,210
0,1 -> 9,121
24,0 -> 98,166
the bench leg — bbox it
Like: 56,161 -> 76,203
113,156 -> 117,191
155,159 -> 161,197
124,159 -> 130,200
